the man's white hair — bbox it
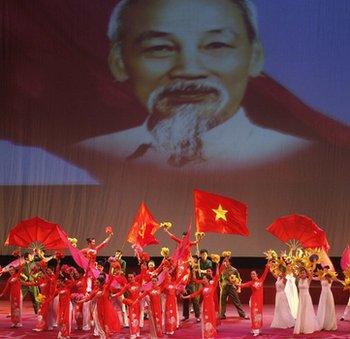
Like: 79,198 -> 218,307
108,0 -> 259,44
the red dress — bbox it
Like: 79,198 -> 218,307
56,280 -> 75,338
240,266 -> 269,330
72,273 -> 87,330
164,276 -> 186,334
27,274 -> 55,330
85,276 -> 121,337
116,281 -> 142,337
140,286 -> 163,337
110,273 -> 128,327
25,263 -> 60,331
163,282 -> 178,334
1,268 -> 22,326
188,271 -> 222,338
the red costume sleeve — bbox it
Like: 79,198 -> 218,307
114,283 -> 129,298
0,279 -> 10,296
240,281 -> 253,289
81,248 -> 88,257
175,269 -> 190,286
135,265 -> 147,282
212,264 -> 225,286
84,287 -> 98,302
170,234 -> 181,244
106,274 -> 114,288
187,287 -> 203,299
95,235 -> 112,252
66,278 -> 76,289
191,277 -> 204,285
260,265 -> 270,283
136,290 -> 148,303
114,274 -> 127,286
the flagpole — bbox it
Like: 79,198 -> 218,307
192,216 -> 200,257
121,232 -> 128,251
196,241 -> 200,257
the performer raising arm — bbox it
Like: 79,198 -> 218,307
270,265 -> 295,329
81,227 -> 113,264
239,264 -> 270,337
293,267 -> 319,335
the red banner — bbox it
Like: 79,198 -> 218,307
127,202 -> 159,248
194,189 -> 248,236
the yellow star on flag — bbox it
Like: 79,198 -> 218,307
212,204 -> 228,221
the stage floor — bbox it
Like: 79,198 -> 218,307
0,301 -> 349,338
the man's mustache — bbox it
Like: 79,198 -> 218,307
157,81 -> 221,98
146,79 -> 229,130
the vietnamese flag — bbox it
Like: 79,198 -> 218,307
127,202 -> 160,247
194,189 -> 249,236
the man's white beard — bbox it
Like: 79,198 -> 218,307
147,80 -> 229,167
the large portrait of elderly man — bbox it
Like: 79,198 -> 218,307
75,0 -> 350,254
78,0 -> 349,171
1,0 -> 349,256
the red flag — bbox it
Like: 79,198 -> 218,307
127,202 -> 159,248
194,189 -> 248,236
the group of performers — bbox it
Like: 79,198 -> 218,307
1,225 -> 350,338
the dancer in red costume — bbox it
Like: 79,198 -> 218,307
80,229 -> 113,331
81,232 -> 113,264
163,228 -> 199,305
79,273 -> 121,338
114,273 -> 143,339
145,260 -> 158,281
109,261 -> 129,327
163,228 -> 198,249
71,268 -> 89,331
158,247 -> 172,272
113,250 -> 127,274
0,265 -> 23,328
55,271 -> 76,339
137,276 -> 164,338
162,270 -> 189,335
182,263 -> 226,339
26,258 -> 61,332
239,264 -> 270,336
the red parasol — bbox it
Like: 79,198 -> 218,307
5,216 -> 68,250
341,245 -> 350,271
266,214 -> 330,251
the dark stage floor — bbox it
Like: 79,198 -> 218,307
0,301 -> 350,338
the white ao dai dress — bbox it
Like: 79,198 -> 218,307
341,295 -> 350,321
317,280 -> 337,330
271,277 -> 295,328
294,278 -> 319,334
284,274 -> 298,318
